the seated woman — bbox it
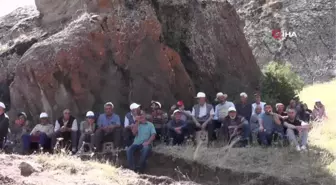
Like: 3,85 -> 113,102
312,100 -> 327,121
21,112 -> 54,154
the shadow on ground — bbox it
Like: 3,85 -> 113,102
88,144 -> 335,185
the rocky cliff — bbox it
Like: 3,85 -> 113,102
228,0 -> 335,83
0,0 -> 260,121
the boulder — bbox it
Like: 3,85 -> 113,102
18,161 -> 41,176
228,0 -> 336,83
1,0 -> 260,122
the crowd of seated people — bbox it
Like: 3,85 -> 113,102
0,91 -> 328,172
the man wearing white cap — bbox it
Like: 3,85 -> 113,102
78,111 -> 96,151
22,112 -> 54,153
53,109 -> 78,154
213,92 -> 235,132
149,101 -> 168,142
0,102 -> 9,149
251,93 -> 266,116
191,92 -> 215,142
123,103 -> 141,147
221,107 -> 249,145
235,92 -> 252,122
167,109 -> 190,145
94,102 -> 122,151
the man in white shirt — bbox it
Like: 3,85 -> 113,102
52,109 -> 78,154
22,112 -> 54,154
251,93 -> 266,116
191,92 -> 215,142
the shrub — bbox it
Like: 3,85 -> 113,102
261,61 -> 304,106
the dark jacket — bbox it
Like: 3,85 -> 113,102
57,116 -> 75,128
235,103 -> 252,121
0,113 -> 9,141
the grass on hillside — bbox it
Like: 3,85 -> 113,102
154,80 -> 336,184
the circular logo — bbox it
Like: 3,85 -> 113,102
272,29 -> 282,40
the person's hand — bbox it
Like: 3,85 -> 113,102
142,141 -> 150,146
201,123 -> 207,130
259,126 -> 264,132
175,127 -> 182,134
296,126 -> 302,132
60,126 -> 67,132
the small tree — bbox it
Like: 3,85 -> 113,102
261,61 -> 304,106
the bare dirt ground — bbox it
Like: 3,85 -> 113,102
0,153 -> 198,185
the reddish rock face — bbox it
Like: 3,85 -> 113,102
2,0 -> 260,122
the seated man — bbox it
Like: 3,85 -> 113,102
167,110 -> 190,145
284,108 -> 310,151
127,110 -> 156,173
53,109 -> 78,154
13,112 -> 32,153
78,111 -> 96,152
222,107 -> 249,146
149,101 -> 168,141
124,103 -> 141,147
169,101 -> 193,123
22,112 -> 54,153
0,102 -> 9,149
94,102 -> 122,151
258,104 -> 282,146
249,105 -> 262,142
191,92 -> 215,142
213,92 -> 235,140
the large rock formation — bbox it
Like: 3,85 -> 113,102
1,0 -> 260,121
228,0 -> 336,83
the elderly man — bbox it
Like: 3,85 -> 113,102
95,102 -> 122,151
123,103 -> 141,147
284,108 -> 310,151
221,107 -> 249,146
258,104 -> 281,146
149,101 -> 168,141
167,109 -> 189,145
53,109 -> 78,154
191,92 -> 215,142
213,92 -> 235,139
236,92 -> 252,122
22,113 -> 54,153
170,101 -> 193,121
78,111 -> 96,152
0,102 -> 9,149
251,93 -> 266,116
127,110 -> 156,173
250,105 -> 262,134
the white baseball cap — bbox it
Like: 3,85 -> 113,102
173,109 -> 182,115
240,92 -> 248,98
315,99 -> 321,102
216,92 -> 228,98
275,103 -> 284,108
104,102 -> 114,108
0,102 -> 5,109
130,103 -> 141,110
39,112 -> 49,118
195,92 -> 206,98
86,111 -> 95,117
228,107 -> 236,112
151,101 -> 162,108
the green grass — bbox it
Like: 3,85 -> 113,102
300,80 -> 336,175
